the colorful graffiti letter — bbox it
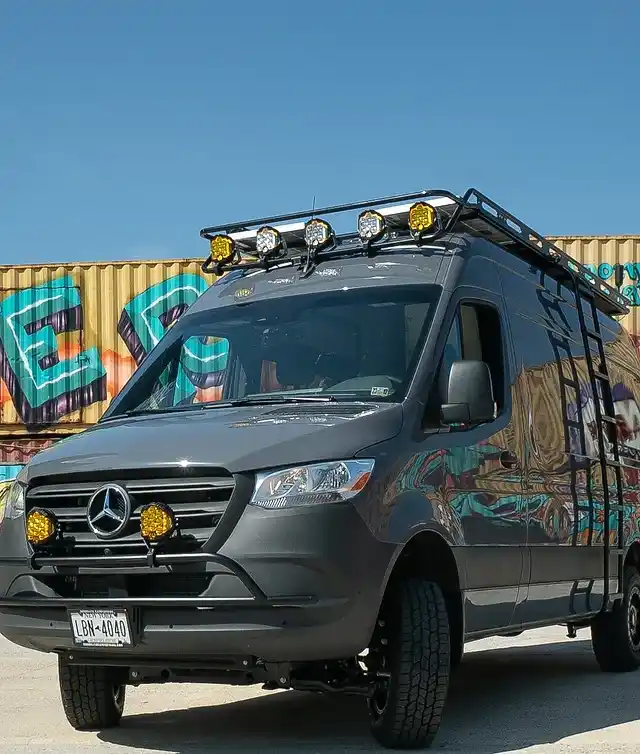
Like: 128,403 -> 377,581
118,274 -> 228,405
0,276 -> 107,425
118,274 -> 209,364
173,335 -> 228,404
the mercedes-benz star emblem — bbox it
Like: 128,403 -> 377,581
86,484 -> 132,540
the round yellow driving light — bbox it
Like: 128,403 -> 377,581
408,202 -> 437,235
256,225 -> 283,258
358,210 -> 386,242
139,503 -> 176,543
304,218 -> 332,250
26,508 -> 57,546
209,234 -> 236,264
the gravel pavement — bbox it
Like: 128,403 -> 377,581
2,625 -> 639,753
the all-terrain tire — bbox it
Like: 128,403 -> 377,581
368,578 -> 451,749
591,565 -> 640,673
58,658 -> 126,730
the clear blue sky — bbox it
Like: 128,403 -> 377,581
1,1 -> 638,265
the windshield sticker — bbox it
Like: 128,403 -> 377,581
371,386 -> 390,397
233,285 -> 254,301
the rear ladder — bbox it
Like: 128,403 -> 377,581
537,278 -> 595,613
574,283 -> 626,606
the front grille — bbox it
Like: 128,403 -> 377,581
26,473 -> 236,556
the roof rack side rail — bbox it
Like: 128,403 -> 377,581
462,188 -> 629,316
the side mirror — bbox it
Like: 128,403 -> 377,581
440,360 -> 496,425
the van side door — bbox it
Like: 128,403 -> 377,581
501,266 -> 606,623
434,287 -> 527,635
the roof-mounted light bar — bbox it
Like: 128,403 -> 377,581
199,188 -> 629,317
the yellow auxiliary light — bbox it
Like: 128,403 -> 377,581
139,502 -> 176,543
304,218 -> 333,250
357,210 -> 386,243
26,508 -> 57,546
256,226 -> 283,258
209,235 -> 236,265
408,202 -> 437,237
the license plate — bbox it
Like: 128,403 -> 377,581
69,610 -> 132,647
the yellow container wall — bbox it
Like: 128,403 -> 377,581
0,259 -> 218,435
1,237 -> 639,439
549,236 -> 640,350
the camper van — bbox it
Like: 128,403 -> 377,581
1,188 -> 640,749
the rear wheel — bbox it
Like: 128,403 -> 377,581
591,565 -> 640,673
367,578 -> 451,749
58,658 -> 126,730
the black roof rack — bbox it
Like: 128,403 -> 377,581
448,189 -> 629,316
199,188 -> 629,317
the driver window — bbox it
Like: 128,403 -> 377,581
441,312 -> 463,386
427,301 -> 505,426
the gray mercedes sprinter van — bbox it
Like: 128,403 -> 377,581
2,188 -> 640,749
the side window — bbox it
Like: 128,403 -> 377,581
428,301 -> 505,425
440,311 -> 463,390
459,303 -> 505,410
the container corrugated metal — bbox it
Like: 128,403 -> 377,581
1,236 -> 639,469
0,258 -> 218,436
0,437 -> 57,487
549,236 -> 640,351
0,437 -> 56,464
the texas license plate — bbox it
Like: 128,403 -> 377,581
69,609 -> 132,647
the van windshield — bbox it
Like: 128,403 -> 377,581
106,284 -> 439,416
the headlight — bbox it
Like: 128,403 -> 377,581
0,482 -> 25,525
250,459 -> 375,509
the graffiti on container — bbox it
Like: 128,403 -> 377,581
584,262 -> 640,306
0,273 -> 227,427
0,464 -> 25,482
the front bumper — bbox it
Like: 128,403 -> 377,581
0,502 -> 396,663
0,594 -> 358,663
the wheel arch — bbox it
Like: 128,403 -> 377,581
625,542 -> 640,572
377,528 -> 465,664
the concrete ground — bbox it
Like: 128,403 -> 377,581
2,625 -> 639,754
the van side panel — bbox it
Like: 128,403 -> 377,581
598,317 -> 640,566
497,258 -> 607,623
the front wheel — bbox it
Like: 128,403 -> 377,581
58,658 -> 126,730
367,578 -> 451,749
591,565 -> 640,673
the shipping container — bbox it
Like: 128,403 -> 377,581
1,236 -> 639,480
549,236 -> 640,353
0,258 -> 219,438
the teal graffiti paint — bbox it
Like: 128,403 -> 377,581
173,335 -> 229,404
0,276 -> 107,425
584,262 -> 640,306
0,465 -> 23,483
118,273 -> 210,363
117,273 -> 228,404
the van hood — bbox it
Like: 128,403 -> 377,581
23,402 -> 403,482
